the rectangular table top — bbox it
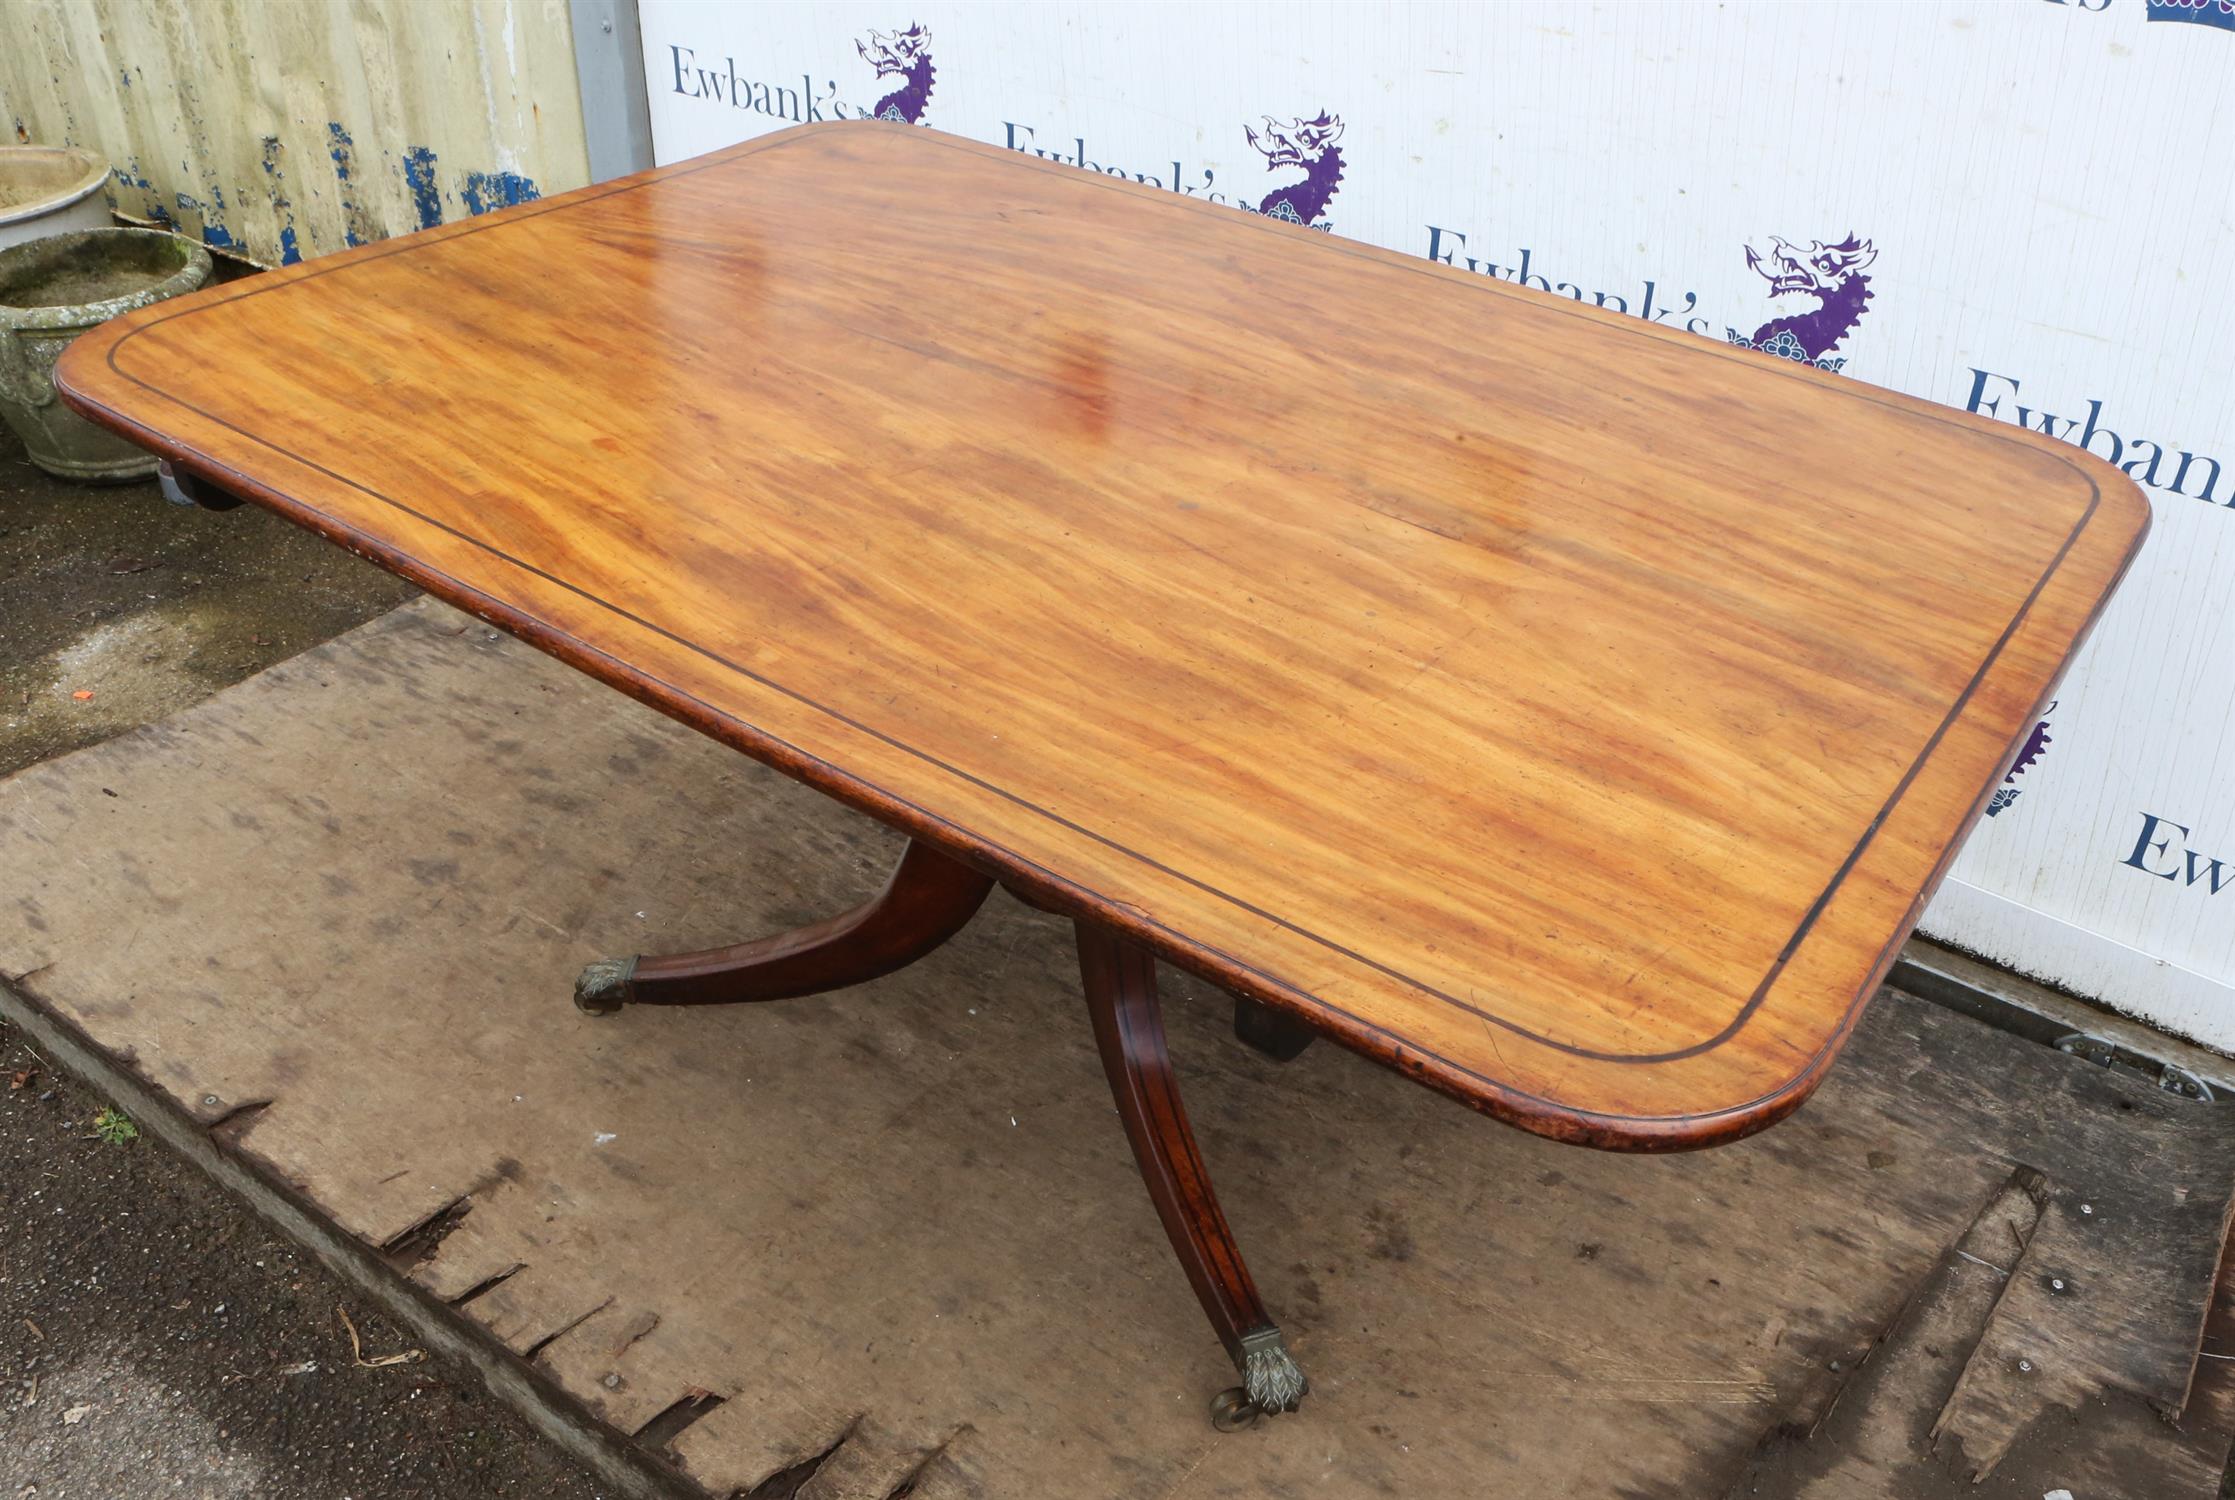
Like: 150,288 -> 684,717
56,123 -> 2148,1149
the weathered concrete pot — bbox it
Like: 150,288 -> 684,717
0,227 -> 212,482
0,146 -> 112,253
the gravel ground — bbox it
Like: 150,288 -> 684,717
0,429 -> 609,1496
0,1019 -> 608,1499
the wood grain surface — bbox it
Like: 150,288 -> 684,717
53,122 -> 2150,1148
5,601 -> 2232,1497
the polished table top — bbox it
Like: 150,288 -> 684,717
57,124 -> 2148,1150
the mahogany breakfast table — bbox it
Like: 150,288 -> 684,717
55,122 -> 2148,1429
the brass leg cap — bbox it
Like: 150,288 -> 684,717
573,956 -> 636,1016
1238,1326 -> 1307,1414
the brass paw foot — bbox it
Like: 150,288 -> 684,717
1209,1327 -> 1307,1429
573,956 -> 636,1015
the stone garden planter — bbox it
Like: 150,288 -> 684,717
0,146 -> 112,254
0,227 -> 212,482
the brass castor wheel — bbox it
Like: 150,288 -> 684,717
1209,1387 -> 1262,1432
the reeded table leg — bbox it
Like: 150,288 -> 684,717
1076,920 -> 1307,1427
575,838 -> 995,1013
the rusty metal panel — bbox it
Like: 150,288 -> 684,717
0,0 -> 592,265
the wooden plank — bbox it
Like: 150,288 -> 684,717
2,600 -> 2227,1499
1933,1183 -> 2234,1477
1722,1152 -> 2235,1498
51,122 -> 2150,1147
1717,1167 -> 2049,1497
1723,1201 -> 2235,1499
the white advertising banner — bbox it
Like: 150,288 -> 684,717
637,1 -> 2235,1047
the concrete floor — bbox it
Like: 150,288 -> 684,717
0,428 -> 602,1497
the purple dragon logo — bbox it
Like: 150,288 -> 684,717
2148,0 -> 2235,31
856,23 -> 934,124
1244,112 -> 1345,230
1724,234 -> 1877,373
1986,701 -> 2057,818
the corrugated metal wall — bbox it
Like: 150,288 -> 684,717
0,0 -> 592,265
